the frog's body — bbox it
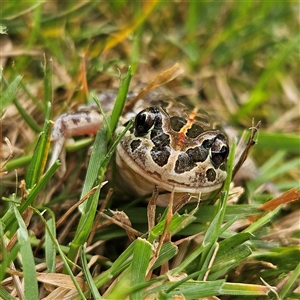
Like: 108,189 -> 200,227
50,89 -> 229,206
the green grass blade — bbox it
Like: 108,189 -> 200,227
171,242 -> 207,276
235,34 -> 300,121
68,186 -> 101,267
0,221 -> 8,282
250,157 -> 299,188
196,138 -> 237,278
131,30 -> 142,73
25,118 -> 52,189
94,240 -> 136,288
109,66 -> 132,137
73,118 -> 132,260
20,161 -> 60,213
130,238 -> 152,300
100,119 -> 133,173
68,117 -> 123,264
14,206 -> 38,300
148,212 -> 196,243
205,138 -> 236,240
4,155 -> 33,171
150,280 -> 272,298
151,241 -> 178,270
146,279 -> 226,298
13,96 -> 42,133
79,126 -> 107,210
0,75 -> 23,116
257,150 -> 286,174
2,2 -> 43,23
0,285 -> 15,300
2,161 -> 60,231
45,210 -> 56,273
43,57 -> 53,118
105,272 -> 132,300
80,243 -> 102,300
209,233 -> 253,280
279,262 -> 300,299
25,57 -> 53,187
243,205 -> 282,234
220,282 -> 272,296
255,131 -> 300,154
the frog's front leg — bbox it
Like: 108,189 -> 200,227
49,109 -> 103,170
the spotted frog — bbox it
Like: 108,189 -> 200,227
50,88 -> 229,206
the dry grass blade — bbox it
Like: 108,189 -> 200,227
55,183 -> 106,228
124,63 -> 184,113
147,190 -> 175,278
99,212 -> 143,238
6,269 -> 87,291
147,186 -> 159,233
232,120 -> 261,179
259,188 -> 300,211
111,210 -> 136,242
87,187 -> 113,245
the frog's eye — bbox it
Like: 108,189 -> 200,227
210,134 -> 229,168
211,144 -> 229,167
134,107 -> 158,136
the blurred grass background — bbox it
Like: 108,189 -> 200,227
1,1 -> 299,299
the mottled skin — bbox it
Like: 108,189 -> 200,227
50,91 -> 229,206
